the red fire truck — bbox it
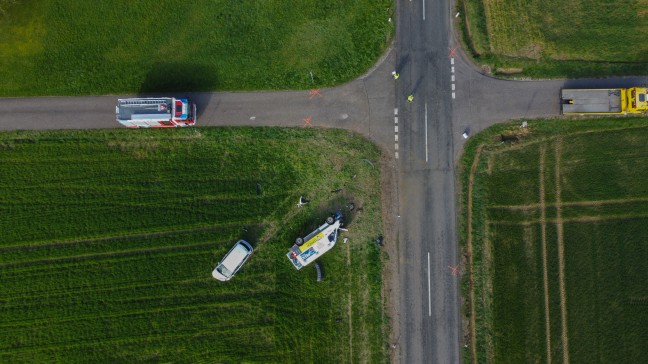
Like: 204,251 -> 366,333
116,98 -> 196,128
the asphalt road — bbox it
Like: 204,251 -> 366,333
393,0 -> 459,363
1,2 -> 647,363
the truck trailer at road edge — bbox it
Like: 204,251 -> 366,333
561,87 -> 648,115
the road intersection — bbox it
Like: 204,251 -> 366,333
0,1 -> 646,363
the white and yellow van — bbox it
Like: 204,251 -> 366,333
287,212 -> 343,270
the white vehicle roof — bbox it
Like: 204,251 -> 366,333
212,240 -> 253,281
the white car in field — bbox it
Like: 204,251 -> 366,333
212,240 -> 253,281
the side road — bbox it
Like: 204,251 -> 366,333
0,51 -> 397,152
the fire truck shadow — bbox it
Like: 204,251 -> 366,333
137,62 -> 218,118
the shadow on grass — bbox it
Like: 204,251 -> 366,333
138,62 -> 219,119
295,191 -> 360,240
240,224 -> 265,247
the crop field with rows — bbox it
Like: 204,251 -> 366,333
460,118 -> 648,363
0,128 -> 387,363
459,0 -> 648,77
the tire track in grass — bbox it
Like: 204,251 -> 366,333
490,196 -> 648,210
554,138 -> 570,364
490,213 -> 648,226
466,145 -> 483,364
539,146 -> 552,364
346,241 -> 353,363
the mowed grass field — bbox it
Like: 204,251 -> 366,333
459,0 -> 648,77
0,128 -> 387,363
460,118 -> 648,363
0,0 -> 393,96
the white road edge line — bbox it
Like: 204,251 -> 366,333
422,0 -> 426,20
425,102 -> 428,162
452,92 -> 456,99
428,252 -> 431,317
451,58 -> 454,65
394,108 -> 398,116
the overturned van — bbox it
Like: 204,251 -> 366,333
287,212 -> 343,270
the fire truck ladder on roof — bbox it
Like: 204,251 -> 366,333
121,99 -> 169,106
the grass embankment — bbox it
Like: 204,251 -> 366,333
0,128 -> 387,363
459,117 -> 648,363
0,0 -> 393,96
457,0 -> 648,78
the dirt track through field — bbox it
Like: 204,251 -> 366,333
554,139 -> 570,364
489,196 -> 648,211
466,145 -> 484,364
344,242 -> 354,363
539,146 -> 552,364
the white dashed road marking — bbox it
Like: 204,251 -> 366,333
450,58 -> 456,100
394,108 -> 399,159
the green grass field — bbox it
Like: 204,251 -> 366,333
458,0 -> 648,77
0,128 -> 387,363
0,0 -> 393,96
460,118 -> 648,363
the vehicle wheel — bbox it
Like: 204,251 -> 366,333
326,216 -> 335,225
296,237 -> 304,246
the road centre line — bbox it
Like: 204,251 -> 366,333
425,102 -> 428,162
452,92 -> 456,99
428,252 -> 431,317
394,110 -> 399,159
451,66 -> 454,73
422,0 -> 425,20
451,58 -> 454,65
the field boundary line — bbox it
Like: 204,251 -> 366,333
466,144 -> 484,364
555,138 -> 570,364
539,146 -> 552,364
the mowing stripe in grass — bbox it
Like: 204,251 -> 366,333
0,240 -> 220,270
539,146 -> 552,364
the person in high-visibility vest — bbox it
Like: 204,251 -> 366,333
392,71 -> 400,80
407,95 -> 414,103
